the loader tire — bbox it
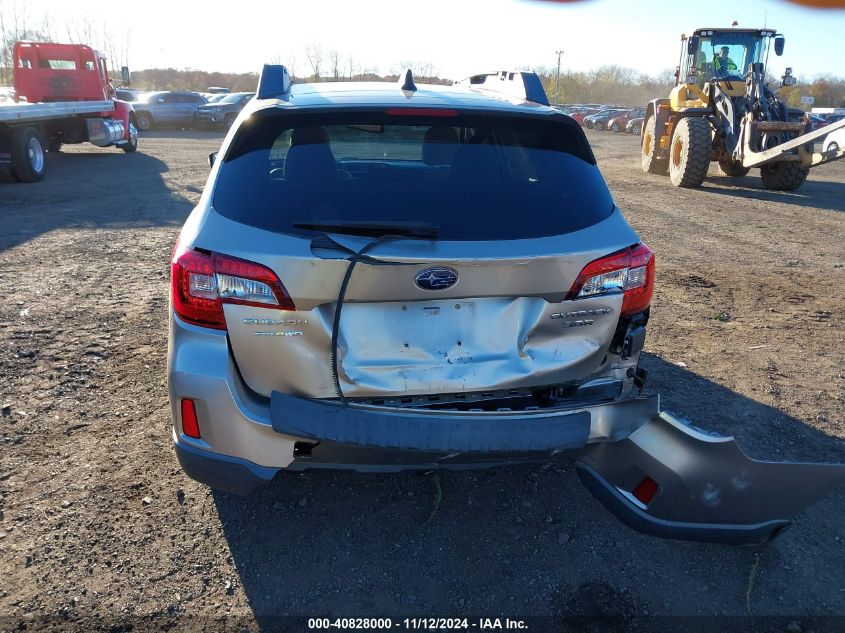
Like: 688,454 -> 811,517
759,162 -> 809,191
718,159 -> 750,178
669,117 -> 711,188
641,115 -> 668,175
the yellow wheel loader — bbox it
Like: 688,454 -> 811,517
642,27 -> 845,190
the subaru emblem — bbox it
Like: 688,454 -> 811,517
415,267 -> 458,291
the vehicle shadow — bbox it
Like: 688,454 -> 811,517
213,354 -> 844,624
0,147 -> 191,252
699,174 -> 845,214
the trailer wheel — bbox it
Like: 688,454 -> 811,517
759,162 -> 809,191
641,116 -> 668,175
11,126 -> 47,183
136,112 -> 153,131
669,117 -> 711,188
718,159 -> 750,178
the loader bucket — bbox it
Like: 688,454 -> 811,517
577,411 -> 845,545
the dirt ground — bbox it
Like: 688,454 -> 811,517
0,128 -> 843,632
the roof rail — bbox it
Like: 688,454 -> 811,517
398,68 -> 417,92
256,64 -> 292,100
455,70 -> 549,106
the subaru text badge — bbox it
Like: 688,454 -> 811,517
415,267 -> 458,291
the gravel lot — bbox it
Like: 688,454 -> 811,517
0,129 -> 843,631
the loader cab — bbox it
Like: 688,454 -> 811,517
680,29 -> 779,90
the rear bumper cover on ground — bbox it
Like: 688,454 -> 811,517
575,411 -> 845,543
172,377 -> 845,544
268,392 -> 845,544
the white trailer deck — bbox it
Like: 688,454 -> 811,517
0,100 -> 114,124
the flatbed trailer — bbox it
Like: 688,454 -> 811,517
0,100 -> 116,123
1,41 -> 139,183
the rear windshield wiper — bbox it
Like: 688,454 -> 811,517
292,220 -> 439,238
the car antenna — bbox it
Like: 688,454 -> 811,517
398,68 -> 417,92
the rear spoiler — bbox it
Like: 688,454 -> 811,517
454,70 -> 550,106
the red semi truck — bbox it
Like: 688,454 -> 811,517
0,41 -> 138,183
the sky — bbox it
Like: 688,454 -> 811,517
5,0 -> 845,80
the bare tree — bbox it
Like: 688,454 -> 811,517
417,61 -> 434,79
0,0 -> 53,85
288,52 -> 297,80
329,49 -> 341,80
304,44 -> 322,81
393,60 -> 436,80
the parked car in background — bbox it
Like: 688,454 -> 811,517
607,109 -> 645,133
0,86 -> 15,102
823,126 -> 844,153
582,109 -> 614,129
570,108 -> 600,124
587,109 -> 629,130
114,88 -> 144,102
133,91 -> 207,131
197,91 -> 255,128
626,117 -> 644,135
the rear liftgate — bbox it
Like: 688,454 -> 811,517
576,403 -> 845,544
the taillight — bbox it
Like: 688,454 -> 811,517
566,243 -> 655,317
171,243 -> 294,330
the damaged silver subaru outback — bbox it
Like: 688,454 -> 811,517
168,67 -> 844,544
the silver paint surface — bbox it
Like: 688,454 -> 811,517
183,206 -> 637,399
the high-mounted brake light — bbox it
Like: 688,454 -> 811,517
566,243 -> 655,317
171,243 -> 295,330
385,107 -> 458,117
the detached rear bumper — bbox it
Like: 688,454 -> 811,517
575,411 -> 845,544
265,392 -> 845,544
271,391 -> 591,453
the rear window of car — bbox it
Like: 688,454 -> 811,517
212,109 -> 615,241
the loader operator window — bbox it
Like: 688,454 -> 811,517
695,33 -> 766,84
